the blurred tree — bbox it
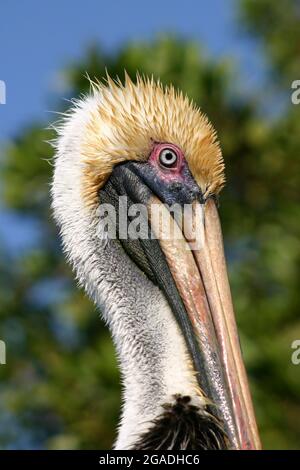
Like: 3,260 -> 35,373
240,0 -> 300,85
0,2 -> 300,450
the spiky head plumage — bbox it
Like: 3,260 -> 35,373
58,73 -> 225,207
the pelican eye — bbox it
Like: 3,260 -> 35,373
159,148 -> 178,168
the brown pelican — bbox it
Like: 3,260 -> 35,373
51,74 -> 261,450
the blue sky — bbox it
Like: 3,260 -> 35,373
0,0 -> 264,252
0,0 -> 264,141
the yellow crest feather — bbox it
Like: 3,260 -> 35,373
81,73 -> 225,206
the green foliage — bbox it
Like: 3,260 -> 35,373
0,6 -> 300,449
240,0 -> 300,84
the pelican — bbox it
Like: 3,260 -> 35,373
51,74 -> 261,450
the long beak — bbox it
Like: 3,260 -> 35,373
148,196 -> 261,450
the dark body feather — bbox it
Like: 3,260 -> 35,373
133,395 -> 229,450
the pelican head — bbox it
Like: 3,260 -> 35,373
51,74 -> 261,450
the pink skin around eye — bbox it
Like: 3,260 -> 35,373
148,143 -> 185,182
